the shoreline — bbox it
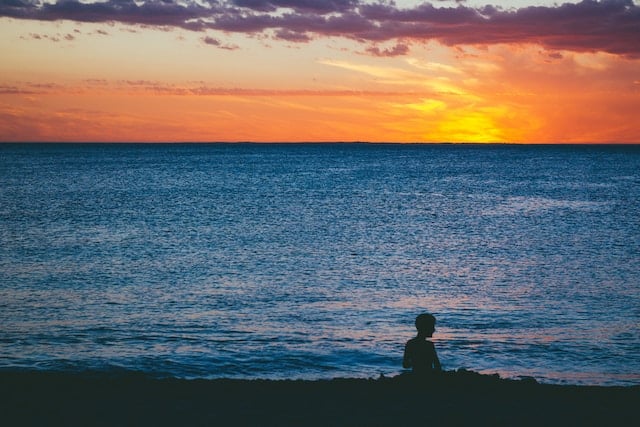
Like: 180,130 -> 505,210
2,370 -> 637,426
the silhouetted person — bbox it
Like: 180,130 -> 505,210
403,313 -> 441,375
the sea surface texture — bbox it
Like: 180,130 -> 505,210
1,144 -> 638,385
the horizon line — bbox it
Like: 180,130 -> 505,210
2,141 -> 640,146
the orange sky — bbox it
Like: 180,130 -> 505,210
1,1 -> 639,143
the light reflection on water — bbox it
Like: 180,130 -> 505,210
0,144 -> 639,385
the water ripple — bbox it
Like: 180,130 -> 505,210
1,144 -> 639,385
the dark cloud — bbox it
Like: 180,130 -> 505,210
366,43 -> 410,57
1,0 -> 214,30
21,31 -> 75,42
546,51 -> 564,60
202,35 -> 223,46
275,29 -> 312,42
231,0 -> 277,12
2,0 -> 639,57
359,2 -> 484,24
231,0 -> 357,13
201,35 -> 239,50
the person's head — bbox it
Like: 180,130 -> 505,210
415,313 -> 436,337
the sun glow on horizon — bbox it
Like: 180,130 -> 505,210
1,1 -> 639,143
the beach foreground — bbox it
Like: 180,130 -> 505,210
1,370 -> 637,426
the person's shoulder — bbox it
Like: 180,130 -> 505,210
405,337 -> 419,347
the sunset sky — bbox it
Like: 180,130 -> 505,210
1,0 -> 639,143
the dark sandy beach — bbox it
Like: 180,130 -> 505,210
1,370 -> 637,426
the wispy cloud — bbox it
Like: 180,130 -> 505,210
0,85 -> 37,95
1,79 -> 432,97
406,58 -> 465,75
318,58 -> 474,97
2,0 -> 639,57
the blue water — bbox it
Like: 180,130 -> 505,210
1,143 -> 639,385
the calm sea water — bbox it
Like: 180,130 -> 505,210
0,143 -> 638,385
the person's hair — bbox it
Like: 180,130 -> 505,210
415,313 -> 436,331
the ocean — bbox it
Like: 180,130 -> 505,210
1,143 -> 638,385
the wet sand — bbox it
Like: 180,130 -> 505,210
1,370 -> 637,426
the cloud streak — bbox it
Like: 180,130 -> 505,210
2,0 -> 640,56
2,79 -> 430,97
